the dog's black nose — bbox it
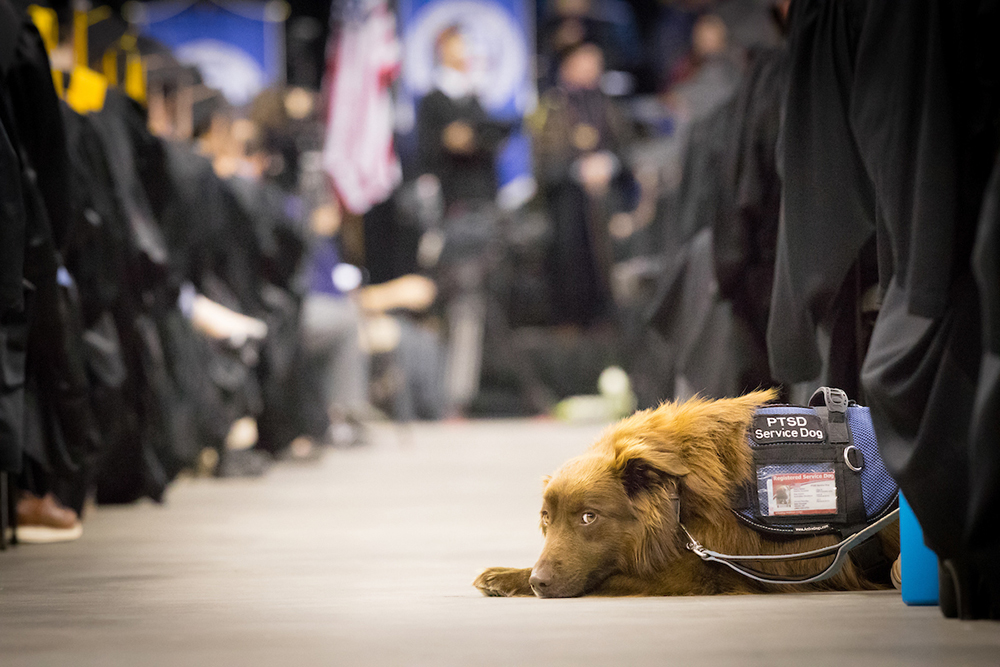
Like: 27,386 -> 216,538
529,565 -> 552,595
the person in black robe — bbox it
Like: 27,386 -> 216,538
0,4 -> 102,538
414,25 -> 511,414
415,25 -> 507,213
0,0 -> 28,484
775,0 -> 1000,619
534,42 -> 634,326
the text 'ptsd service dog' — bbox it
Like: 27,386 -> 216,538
474,389 -> 899,598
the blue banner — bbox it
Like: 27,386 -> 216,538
135,0 -> 285,106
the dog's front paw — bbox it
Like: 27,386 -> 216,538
474,567 -> 534,597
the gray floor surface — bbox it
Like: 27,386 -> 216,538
1,420 -> 997,666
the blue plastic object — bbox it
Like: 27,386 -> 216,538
900,493 -> 939,606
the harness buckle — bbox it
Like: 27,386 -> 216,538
686,540 -> 707,558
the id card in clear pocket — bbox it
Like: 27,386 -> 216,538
757,463 -> 838,517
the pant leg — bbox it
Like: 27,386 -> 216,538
325,300 -> 370,416
300,293 -> 369,424
395,318 -> 445,421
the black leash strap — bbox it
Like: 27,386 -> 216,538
681,508 -> 899,585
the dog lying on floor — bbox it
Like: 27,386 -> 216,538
474,389 -> 899,598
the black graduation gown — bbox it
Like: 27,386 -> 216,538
766,0 -> 877,386
535,88 -> 633,326
0,0 -> 27,475
713,45 -> 786,354
776,0 -> 1000,605
1,13 -> 100,504
969,155 -> 1000,554
853,0 -> 1000,563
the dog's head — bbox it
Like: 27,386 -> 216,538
529,389 -> 777,598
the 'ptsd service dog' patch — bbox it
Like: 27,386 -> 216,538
750,414 -> 825,444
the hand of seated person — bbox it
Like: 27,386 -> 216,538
189,295 -> 268,346
360,274 -> 438,314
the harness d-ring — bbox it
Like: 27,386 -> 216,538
843,445 -> 864,472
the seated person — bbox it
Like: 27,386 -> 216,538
297,201 -> 442,445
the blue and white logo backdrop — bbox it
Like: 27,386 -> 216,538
135,0 -> 286,106
396,0 -> 535,204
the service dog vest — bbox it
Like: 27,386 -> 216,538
731,387 -> 899,540
680,388 -> 899,585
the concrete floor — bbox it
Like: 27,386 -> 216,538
1,419 -> 997,666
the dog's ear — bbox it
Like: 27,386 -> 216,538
603,388 -> 778,505
650,388 -> 778,508
618,450 -> 690,499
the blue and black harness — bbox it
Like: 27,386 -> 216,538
682,387 -> 900,585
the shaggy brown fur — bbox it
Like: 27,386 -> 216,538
474,389 -> 899,598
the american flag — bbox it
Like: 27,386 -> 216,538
322,0 -> 402,214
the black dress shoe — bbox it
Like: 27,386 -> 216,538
940,552 -> 1000,620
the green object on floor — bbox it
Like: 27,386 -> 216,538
554,367 -> 637,423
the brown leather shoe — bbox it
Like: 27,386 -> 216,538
13,492 -> 83,543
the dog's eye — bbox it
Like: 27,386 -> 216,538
581,512 -> 597,525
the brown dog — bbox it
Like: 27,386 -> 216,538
474,389 -> 898,597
